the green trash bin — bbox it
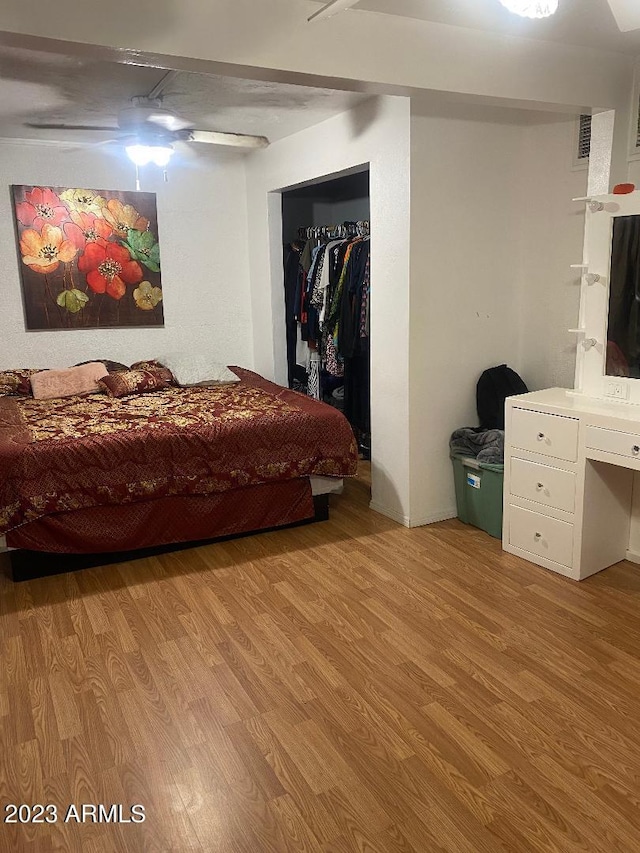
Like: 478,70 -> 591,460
450,454 -> 504,539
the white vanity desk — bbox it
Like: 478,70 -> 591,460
503,389 -> 640,580
503,189 -> 640,579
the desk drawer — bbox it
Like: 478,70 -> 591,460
586,426 -> 640,460
509,505 -> 574,568
511,409 -> 578,462
510,458 -> 576,513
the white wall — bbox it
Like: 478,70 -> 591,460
409,102 -> 527,524
0,141 -> 253,369
281,195 -> 370,244
517,119 -> 588,392
627,158 -> 640,186
313,197 -> 370,226
245,96 -> 591,529
245,96 -> 412,524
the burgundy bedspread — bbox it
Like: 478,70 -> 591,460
0,367 -> 357,535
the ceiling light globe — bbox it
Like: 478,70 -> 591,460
150,146 -> 174,167
499,0 -> 558,19
126,145 -> 153,166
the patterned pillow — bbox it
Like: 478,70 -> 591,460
130,359 -> 175,385
98,368 -> 171,399
0,369 -> 41,397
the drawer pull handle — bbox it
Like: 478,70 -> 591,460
633,446 -> 640,455
537,433 -> 545,441
534,532 -> 542,540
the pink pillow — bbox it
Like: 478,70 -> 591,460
30,363 -> 108,400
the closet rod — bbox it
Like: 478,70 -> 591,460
297,220 -> 370,241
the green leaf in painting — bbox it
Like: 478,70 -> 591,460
57,288 -> 90,313
123,229 -> 161,273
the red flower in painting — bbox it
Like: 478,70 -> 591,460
16,187 -> 69,230
64,211 -> 113,251
78,242 -> 143,300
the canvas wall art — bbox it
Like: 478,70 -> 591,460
11,185 -> 164,330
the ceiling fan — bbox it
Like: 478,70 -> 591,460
25,70 -> 270,166
309,0 -> 640,30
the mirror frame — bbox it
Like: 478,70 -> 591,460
576,191 -> 640,402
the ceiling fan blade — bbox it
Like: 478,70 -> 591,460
25,123 -> 120,132
59,139 -> 121,152
606,0 -> 640,32
308,0 -> 358,22
189,130 -> 269,148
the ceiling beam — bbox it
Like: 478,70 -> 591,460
308,0 -> 359,23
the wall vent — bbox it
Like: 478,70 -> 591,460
577,114 -> 592,161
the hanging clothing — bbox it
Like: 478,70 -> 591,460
338,239 -> 370,360
284,242 -> 304,388
283,224 -> 371,443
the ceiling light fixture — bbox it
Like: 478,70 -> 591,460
125,144 -> 174,167
498,0 -> 558,19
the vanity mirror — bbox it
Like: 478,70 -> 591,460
607,214 -> 640,378
574,192 -> 640,401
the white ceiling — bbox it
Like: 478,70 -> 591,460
0,0 -> 634,150
350,0 -> 640,53
0,45 -> 369,146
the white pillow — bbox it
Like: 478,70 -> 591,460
162,355 -> 240,387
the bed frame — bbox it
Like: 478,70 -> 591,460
7,494 -> 329,582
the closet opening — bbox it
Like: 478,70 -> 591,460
281,168 -> 372,492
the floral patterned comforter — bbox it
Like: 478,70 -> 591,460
0,368 -> 358,535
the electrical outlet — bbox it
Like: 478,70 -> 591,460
605,380 -> 629,400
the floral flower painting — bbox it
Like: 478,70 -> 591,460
11,186 -> 164,330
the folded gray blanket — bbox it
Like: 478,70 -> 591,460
450,428 -> 504,465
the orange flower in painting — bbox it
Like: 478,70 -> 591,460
20,223 -> 78,274
64,211 -> 113,251
102,198 -> 149,238
78,242 -> 143,300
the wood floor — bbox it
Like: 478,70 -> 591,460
3,466 -> 640,851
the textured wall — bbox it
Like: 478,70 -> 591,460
516,119 -> 588,392
409,103 -> 526,524
0,141 -> 253,370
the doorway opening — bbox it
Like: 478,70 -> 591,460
281,168 -> 372,482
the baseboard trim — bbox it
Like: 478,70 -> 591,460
408,509 -> 458,528
368,501 -> 411,527
625,549 -> 640,565
368,502 -> 458,529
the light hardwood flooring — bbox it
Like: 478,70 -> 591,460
3,464 -> 640,851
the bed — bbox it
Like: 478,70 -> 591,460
0,367 -> 358,580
